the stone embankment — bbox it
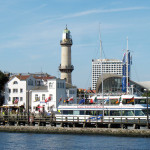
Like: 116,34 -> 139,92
0,126 -> 150,137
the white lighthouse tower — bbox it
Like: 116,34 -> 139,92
59,25 -> 74,84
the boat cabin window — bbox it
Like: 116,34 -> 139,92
80,111 -> 84,115
110,110 -> 121,116
122,99 -> 146,104
122,110 -> 134,116
104,110 -> 109,116
135,110 -> 145,116
73,110 -> 80,115
96,111 -> 103,115
63,110 -> 73,115
142,109 -> 150,116
85,111 -> 93,115
135,99 -> 146,104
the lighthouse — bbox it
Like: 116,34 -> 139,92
59,25 -> 74,84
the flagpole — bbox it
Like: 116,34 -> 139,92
99,24 -> 104,121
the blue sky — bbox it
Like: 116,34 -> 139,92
0,0 -> 150,89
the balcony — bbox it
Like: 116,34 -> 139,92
59,65 -> 74,72
60,39 -> 73,45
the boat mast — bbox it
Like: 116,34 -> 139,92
100,30 -> 103,97
126,37 -> 129,94
99,24 -> 104,118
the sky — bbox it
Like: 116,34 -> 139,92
0,0 -> 150,89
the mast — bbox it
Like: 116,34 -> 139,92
99,24 -> 104,119
126,37 -> 129,94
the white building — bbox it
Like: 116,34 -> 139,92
31,78 -> 66,113
4,75 -> 37,108
4,74 -> 77,113
92,59 -> 123,90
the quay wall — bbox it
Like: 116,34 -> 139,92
0,126 -> 150,137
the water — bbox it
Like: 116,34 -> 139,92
0,132 -> 150,150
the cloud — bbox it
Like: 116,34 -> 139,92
60,7 -> 150,19
38,6 -> 150,26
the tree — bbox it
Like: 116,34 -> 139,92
0,71 -> 9,105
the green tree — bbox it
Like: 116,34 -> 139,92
0,71 -> 9,105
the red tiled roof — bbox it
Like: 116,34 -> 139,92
16,75 -> 30,80
78,88 -> 96,94
34,76 -> 55,80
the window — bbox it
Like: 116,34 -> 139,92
12,97 -> 19,104
135,110 -> 145,116
36,81 -> 40,86
42,94 -> 45,101
122,110 -> 134,116
80,111 -> 84,115
28,79 -> 33,86
49,82 -> 53,88
49,94 -> 53,100
57,83 -> 59,88
13,89 -> 18,93
9,97 -> 11,101
35,94 -> 39,101
20,89 -> 23,93
110,110 -> 121,116
73,110 -> 80,115
60,83 -> 62,88
19,97 -> 22,101
13,81 -> 18,84
69,90 -> 75,94
63,110 -> 73,115
9,89 -> 11,93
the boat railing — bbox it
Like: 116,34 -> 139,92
55,114 -> 149,124
59,103 -> 148,107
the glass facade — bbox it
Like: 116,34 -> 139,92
97,77 -> 145,95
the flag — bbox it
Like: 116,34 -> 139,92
59,97 -> 62,102
127,97 -> 134,103
37,106 -> 43,108
94,97 -> 98,103
48,96 -> 51,101
104,97 -> 109,104
116,97 -> 121,104
79,99 -> 85,104
128,52 -> 130,73
90,99 -> 94,103
68,97 -> 73,101
45,98 -> 48,103
14,99 -> 18,104
122,76 -> 126,92
123,53 -> 126,64
122,64 -> 126,76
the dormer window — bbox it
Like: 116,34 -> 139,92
13,81 -> 18,84
28,79 -> 33,86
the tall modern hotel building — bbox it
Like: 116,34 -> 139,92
92,59 -> 123,90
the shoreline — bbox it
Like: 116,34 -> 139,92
0,126 -> 150,137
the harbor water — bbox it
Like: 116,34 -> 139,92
0,132 -> 150,150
